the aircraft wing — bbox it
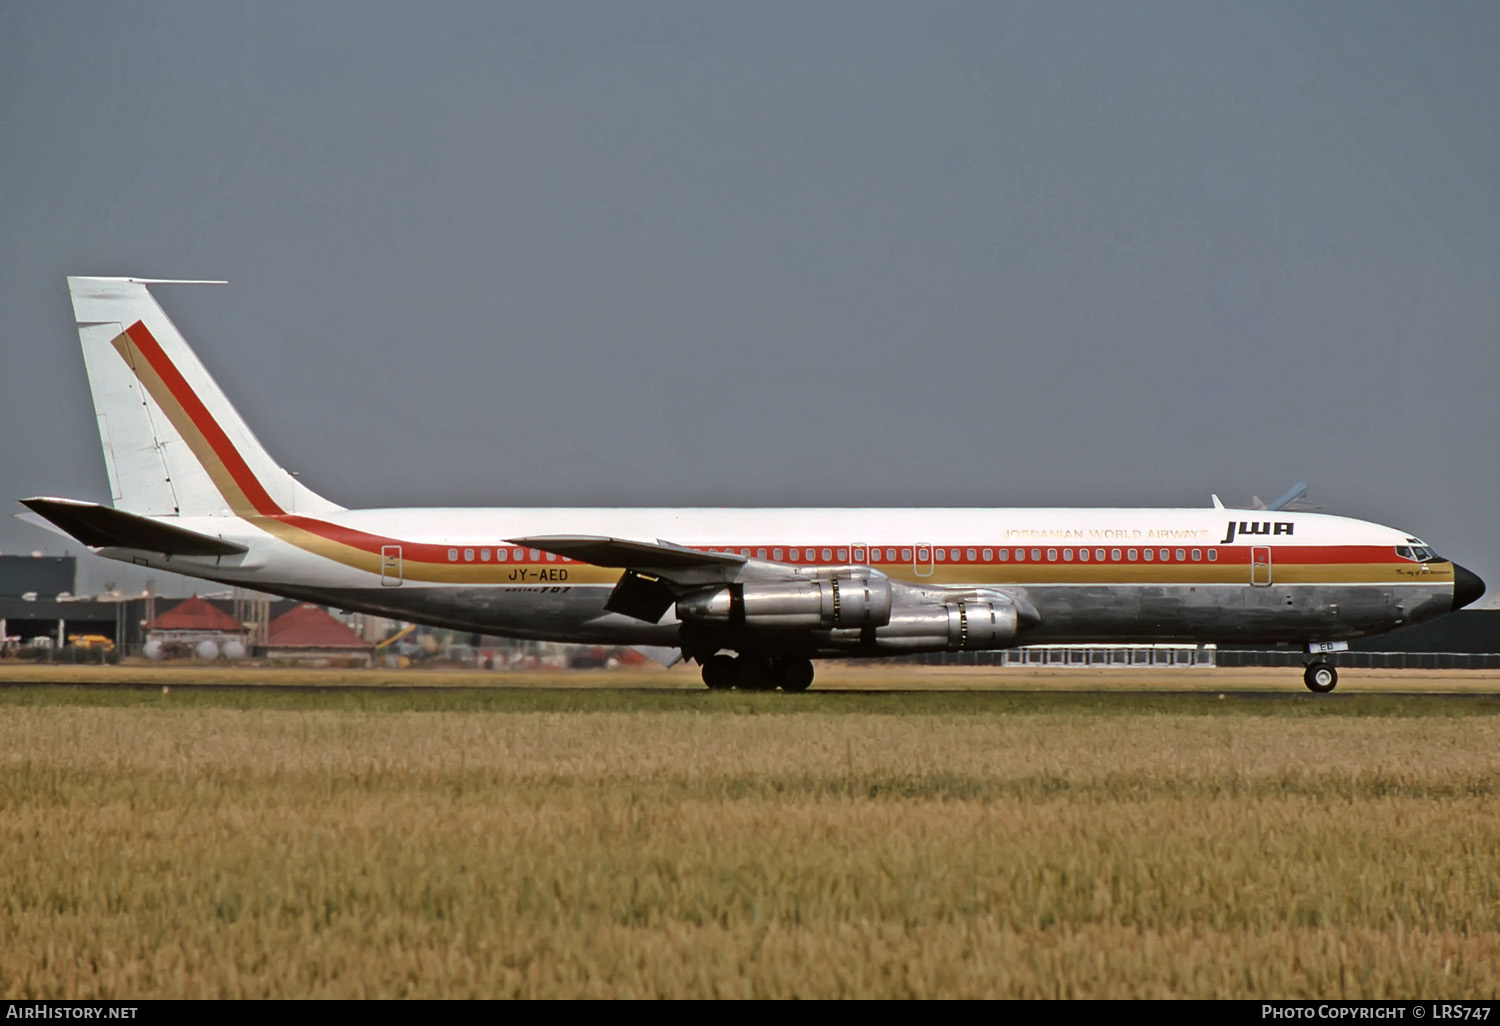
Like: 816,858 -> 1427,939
513,534 -> 765,623
19,497 -> 249,557
514,534 -> 1041,629
507,535 -> 746,570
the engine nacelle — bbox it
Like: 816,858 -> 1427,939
873,599 -> 1019,652
677,576 -> 892,630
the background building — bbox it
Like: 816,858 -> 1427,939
263,604 -> 373,666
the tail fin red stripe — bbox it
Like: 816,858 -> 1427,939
122,320 -> 285,517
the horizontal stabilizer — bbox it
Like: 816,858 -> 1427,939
509,535 -> 746,570
19,497 -> 248,556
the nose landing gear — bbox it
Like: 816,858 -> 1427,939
1303,660 -> 1338,693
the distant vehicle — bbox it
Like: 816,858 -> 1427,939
17,277 -> 1486,693
568,646 -> 610,670
67,634 -> 115,649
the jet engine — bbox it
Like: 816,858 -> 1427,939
676,575 -> 893,630
871,599 -> 1020,652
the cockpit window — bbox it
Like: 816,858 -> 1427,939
1397,545 -> 1442,562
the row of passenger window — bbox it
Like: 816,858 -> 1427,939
444,545 -> 1221,564
989,547 -> 1220,563
448,547 -> 551,563
704,546 -> 1221,564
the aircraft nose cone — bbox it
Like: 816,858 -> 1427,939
1452,563 -> 1485,611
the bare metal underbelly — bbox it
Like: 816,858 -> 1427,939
254,580 -> 1452,649
1014,582 -> 1450,644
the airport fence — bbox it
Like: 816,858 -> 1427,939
903,646 -> 1210,668
904,647 -> 1500,670
1213,649 -> 1500,670
0,644 -> 119,665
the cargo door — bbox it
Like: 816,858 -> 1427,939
1250,546 -> 1272,587
380,545 -> 403,587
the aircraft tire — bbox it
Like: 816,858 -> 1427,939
702,655 -> 737,690
735,656 -> 776,691
1303,661 -> 1338,693
779,658 -> 814,693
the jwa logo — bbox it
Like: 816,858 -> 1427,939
1220,521 -> 1294,544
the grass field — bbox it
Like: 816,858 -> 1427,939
2,667 -> 1498,998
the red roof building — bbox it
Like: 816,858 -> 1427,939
264,604 -> 372,665
144,595 -> 250,660
151,596 -> 242,633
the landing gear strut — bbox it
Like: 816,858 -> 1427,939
1303,660 -> 1338,693
698,653 -> 816,692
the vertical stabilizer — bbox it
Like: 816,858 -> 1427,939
67,277 -> 342,518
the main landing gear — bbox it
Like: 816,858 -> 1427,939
700,653 -> 815,692
1303,660 -> 1338,693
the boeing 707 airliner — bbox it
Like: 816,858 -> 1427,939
18,278 -> 1485,692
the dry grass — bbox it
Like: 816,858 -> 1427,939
2,699 -> 1498,997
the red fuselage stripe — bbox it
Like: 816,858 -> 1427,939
294,530 -> 1425,570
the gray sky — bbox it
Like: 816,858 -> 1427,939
3,1 -> 1498,598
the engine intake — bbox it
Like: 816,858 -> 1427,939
677,576 -> 892,630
